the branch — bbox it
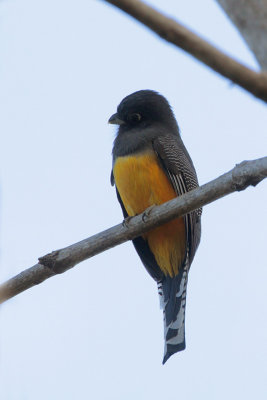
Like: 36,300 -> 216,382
216,0 -> 267,70
103,0 -> 267,103
0,157 -> 266,304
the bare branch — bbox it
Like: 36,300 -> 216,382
0,157 -> 266,305
216,0 -> 267,70
104,0 -> 267,103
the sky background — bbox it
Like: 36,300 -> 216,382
0,0 -> 266,399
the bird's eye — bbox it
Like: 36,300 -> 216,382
128,113 -> 142,123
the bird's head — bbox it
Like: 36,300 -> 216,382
108,90 -> 178,132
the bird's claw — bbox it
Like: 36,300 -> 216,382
142,205 -> 156,222
123,216 -> 133,228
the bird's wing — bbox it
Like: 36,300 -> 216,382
153,134 -> 201,266
152,134 -> 202,363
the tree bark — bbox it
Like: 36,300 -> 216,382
0,157 -> 266,305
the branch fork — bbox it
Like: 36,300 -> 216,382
104,0 -> 267,102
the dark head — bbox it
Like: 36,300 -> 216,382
110,90 -> 180,158
108,90 -> 179,133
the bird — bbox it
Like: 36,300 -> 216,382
109,90 -> 201,364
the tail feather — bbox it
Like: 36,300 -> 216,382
158,256 -> 189,364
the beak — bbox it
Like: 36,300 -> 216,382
108,113 -> 125,125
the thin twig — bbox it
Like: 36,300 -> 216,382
104,0 -> 267,102
0,157 -> 266,304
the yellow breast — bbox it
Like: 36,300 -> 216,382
113,150 -> 186,277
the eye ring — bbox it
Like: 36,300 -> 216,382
128,113 -> 142,123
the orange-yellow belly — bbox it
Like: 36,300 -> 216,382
113,150 -> 186,277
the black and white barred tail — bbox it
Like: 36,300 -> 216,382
158,256 -> 189,364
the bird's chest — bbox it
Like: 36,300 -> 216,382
113,151 -> 176,216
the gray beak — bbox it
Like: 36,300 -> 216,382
108,113 -> 125,125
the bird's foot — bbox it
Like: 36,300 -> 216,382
122,216 -> 133,228
142,205 -> 156,222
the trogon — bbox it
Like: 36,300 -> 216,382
109,90 -> 201,364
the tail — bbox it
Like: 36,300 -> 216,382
157,257 -> 189,364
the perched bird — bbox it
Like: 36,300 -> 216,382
109,90 -> 201,364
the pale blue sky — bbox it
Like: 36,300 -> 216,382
0,1 -> 266,399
